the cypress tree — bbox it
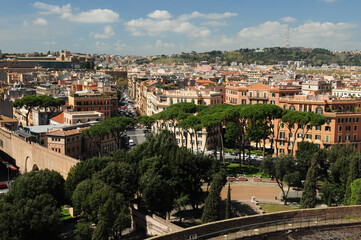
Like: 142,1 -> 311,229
356,183 -> 361,205
201,173 -> 225,223
225,183 -> 231,219
300,153 -> 319,208
345,156 -> 359,204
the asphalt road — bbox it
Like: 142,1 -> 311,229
126,128 -> 147,147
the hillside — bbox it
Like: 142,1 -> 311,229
137,47 -> 361,66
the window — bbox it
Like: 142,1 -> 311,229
249,92 -> 253,97
264,92 -> 267,98
182,139 -> 186,144
338,118 -> 344,123
346,135 -> 351,141
272,93 -> 275,97
315,135 -> 321,140
242,92 -> 246,96
307,134 -> 312,140
280,149 -> 285,154
242,99 -> 247,104
176,139 -> 180,143
280,141 -> 285,146
325,126 -> 331,131
289,106 -> 295,110
326,135 -> 329,143
197,141 -> 202,146
339,126 -> 342,132
270,100 -> 275,104
280,132 -> 286,139
289,132 -> 293,138
297,133 -> 303,138
327,118 -> 331,124
176,131 -> 180,136
346,118 -> 352,123
315,107 -> 323,114
316,126 -> 321,131
355,126 -> 358,131
281,123 -> 284,128
283,104 -> 287,109
198,133 -> 202,138
354,134 -> 357,141
307,125 -> 312,130
338,135 -> 342,142
346,126 -> 351,131
354,118 -> 359,122
299,106 -> 303,112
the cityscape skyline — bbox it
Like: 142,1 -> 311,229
1,0 -> 361,55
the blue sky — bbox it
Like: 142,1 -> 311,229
1,0 -> 361,55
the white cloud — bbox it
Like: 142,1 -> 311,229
33,18 -> 48,26
125,10 -> 235,38
148,10 -> 172,19
33,2 -> 119,23
114,40 -> 128,51
23,21 -> 29,27
90,26 -> 115,39
280,16 -> 297,23
201,21 -> 227,26
195,20 -> 358,52
179,11 -> 237,21
43,41 -> 56,45
155,40 -> 175,48
33,2 -> 71,18
69,9 -> 119,23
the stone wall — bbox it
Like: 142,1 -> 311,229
132,208 -> 183,237
0,127 -> 79,178
149,206 -> 361,240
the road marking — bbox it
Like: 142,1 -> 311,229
128,134 -> 145,137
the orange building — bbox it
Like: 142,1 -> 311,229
225,82 -> 361,154
68,93 -> 118,119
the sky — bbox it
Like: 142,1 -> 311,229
1,0 -> 361,55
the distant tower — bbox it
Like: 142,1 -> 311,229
286,24 -> 290,48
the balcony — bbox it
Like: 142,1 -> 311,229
248,95 -> 268,100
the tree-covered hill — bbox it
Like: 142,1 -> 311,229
138,47 -> 361,66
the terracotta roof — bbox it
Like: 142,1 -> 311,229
47,128 -> 82,137
51,112 -> 66,124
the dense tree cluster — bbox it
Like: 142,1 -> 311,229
65,130 -> 223,239
13,95 -> 65,126
0,170 -> 65,240
138,47 -> 361,66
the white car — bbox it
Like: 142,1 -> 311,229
129,139 -> 134,146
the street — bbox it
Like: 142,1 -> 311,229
126,128 -> 147,147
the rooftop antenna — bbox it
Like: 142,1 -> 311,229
286,24 -> 290,48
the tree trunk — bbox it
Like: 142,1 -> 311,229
195,130 -> 198,153
190,131 -> 194,153
220,125 -> 225,165
262,137 -> 266,160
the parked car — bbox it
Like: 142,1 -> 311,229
129,139 -> 134,146
0,183 -> 8,189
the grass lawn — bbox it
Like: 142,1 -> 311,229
225,163 -> 269,178
60,206 -> 73,221
259,204 -> 299,213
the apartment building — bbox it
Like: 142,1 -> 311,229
68,92 -> 118,119
36,83 -> 61,96
275,95 -> 361,154
224,82 -> 361,154
46,124 -> 117,159
225,82 -> 301,106
332,87 -> 361,98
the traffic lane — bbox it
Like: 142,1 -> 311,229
126,128 -> 147,146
